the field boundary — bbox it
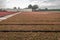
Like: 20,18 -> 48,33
0,30 -> 60,32
0,24 -> 60,25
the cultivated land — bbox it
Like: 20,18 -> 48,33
0,11 -> 16,17
0,11 -> 60,30
0,11 -> 60,40
0,11 -> 60,24
0,32 -> 60,40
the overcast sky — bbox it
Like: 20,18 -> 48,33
0,0 -> 60,9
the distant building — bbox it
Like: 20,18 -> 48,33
6,8 -> 32,12
19,9 -> 32,12
6,9 -> 18,12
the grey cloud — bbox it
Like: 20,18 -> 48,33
0,0 -> 60,9
0,0 -> 6,8
32,0 -> 60,9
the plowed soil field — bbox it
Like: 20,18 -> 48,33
0,11 -> 16,17
0,11 -> 60,30
0,11 -> 60,40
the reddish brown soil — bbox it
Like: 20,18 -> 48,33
0,11 -> 60,40
0,11 -> 16,17
0,11 -> 60,24
0,11 -> 60,31
0,32 -> 60,40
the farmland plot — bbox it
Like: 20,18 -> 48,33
0,11 -> 60,31
0,11 -> 60,40
0,12 -> 16,17
0,11 -> 60,24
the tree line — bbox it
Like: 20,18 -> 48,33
28,4 -> 38,11
28,4 -> 60,11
